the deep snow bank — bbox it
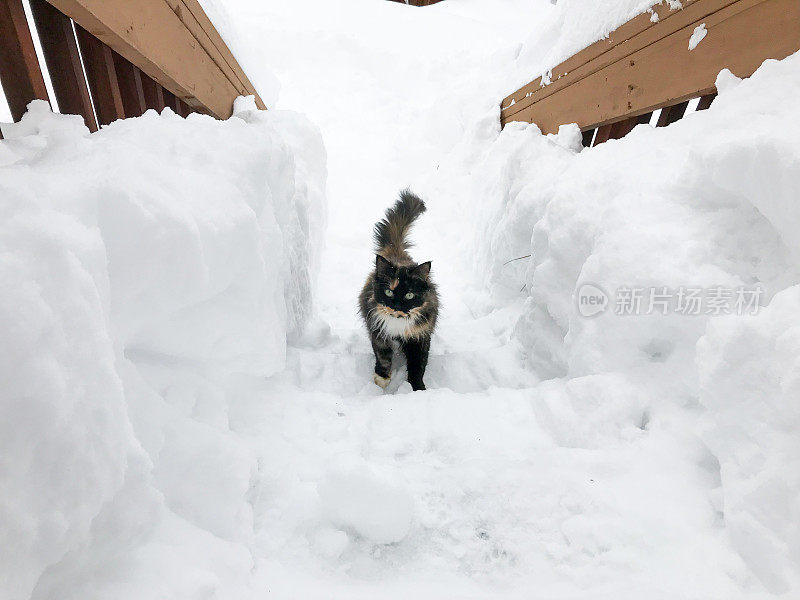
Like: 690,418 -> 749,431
0,100 -> 325,599
698,285 -> 800,594
428,53 -> 800,593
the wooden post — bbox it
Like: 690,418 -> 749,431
76,25 -> 125,125
0,0 -> 50,121
113,53 -> 147,117
29,0 -> 97,131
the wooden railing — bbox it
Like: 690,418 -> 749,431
500,0 -> 800,147
0,0 -> 264,136
388,1 -> 443,6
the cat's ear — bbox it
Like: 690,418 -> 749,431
376,254 -> 394,276
411,261 -> 431,280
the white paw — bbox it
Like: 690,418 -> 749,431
373,373 -> 391,389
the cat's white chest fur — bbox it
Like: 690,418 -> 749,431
373,312 -> 412,339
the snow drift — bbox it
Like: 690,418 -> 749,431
0,100 -> 325,599
427,53 -> 800,594
698,285 -> 800,594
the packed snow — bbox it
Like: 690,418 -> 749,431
2,0 -> 799,599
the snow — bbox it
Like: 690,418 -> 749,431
689,23 -> 708,51
423,47 -> 800,595
2,0 -> 800,598
697,284 -> 800,594
318,461 -> 414,544
1,100 -> 325,598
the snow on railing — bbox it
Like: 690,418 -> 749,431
0,0 -> 265,137
500,0 -> 800,147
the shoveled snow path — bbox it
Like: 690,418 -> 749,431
232,277 -> 745,599
204,0 -> 753,597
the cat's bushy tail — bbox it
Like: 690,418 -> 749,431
373,189 -> 426,261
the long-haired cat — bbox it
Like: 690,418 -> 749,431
359,190 -> 438,391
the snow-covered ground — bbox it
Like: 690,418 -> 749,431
2,0 -> 799,598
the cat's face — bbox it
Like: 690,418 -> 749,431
373,255 -> 431,316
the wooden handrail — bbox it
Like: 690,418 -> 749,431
0,0 -> 264,134
500,0 -> 800,146
45,0 -> 264,118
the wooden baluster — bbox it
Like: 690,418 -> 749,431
75,25 -> 124,126
609,118 -> 634,140
140,74 -> 166,112
592,123 -> 614,146
639,112 -> 654,124
696,93 -> 717,111
113,53 -> 146,118
656,100 -> 689,127
177,99 -> 192,117
608,111 -> 653,140
29,0 -> 97,131
162,88 -> 180,112
0,0 -> 49,121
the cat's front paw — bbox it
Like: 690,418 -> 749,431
373,373 -> 391,389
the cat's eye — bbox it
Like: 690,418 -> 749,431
405,292 -> 414,300
384,289 -> 394,297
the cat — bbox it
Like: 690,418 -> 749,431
359,190 -> 439,391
